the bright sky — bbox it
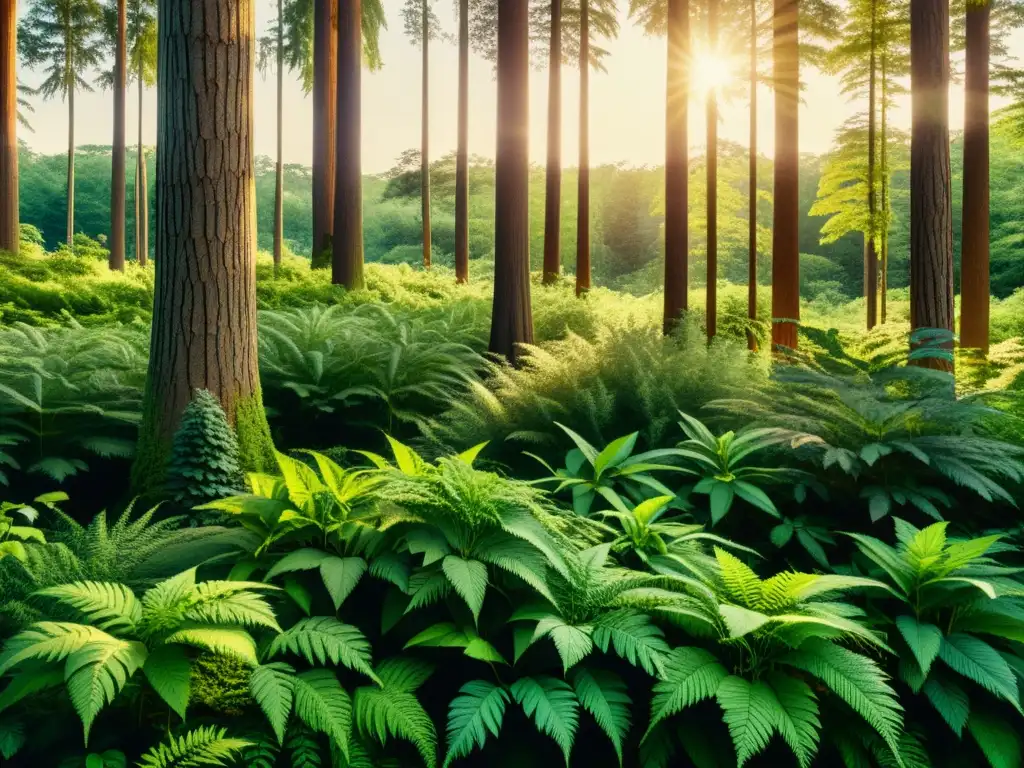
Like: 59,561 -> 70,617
15,1 -> 1024,174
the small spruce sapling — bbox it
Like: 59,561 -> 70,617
166,390 -> 246,509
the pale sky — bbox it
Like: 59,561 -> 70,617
15,1 -> 1024,174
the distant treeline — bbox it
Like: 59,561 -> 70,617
16,133 -> 1024,299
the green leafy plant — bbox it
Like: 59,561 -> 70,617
353,657 -> 438,768
0,491 -> 61,561
528,425 -> 687,516
712,366 -> 1024,522
165,389 -> 245,508
135,726 -> 250,768
847,519 -> 1024,766
0,568 -> 279,747
673,411 -> 814,524
641,548 -> 903,767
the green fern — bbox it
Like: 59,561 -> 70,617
509,676 -> 580,766
268,617 -> 379,683
354,658 -> 437,768
135,726 -> 250,768
571,669 -> 631,766
443,680 -> 509,767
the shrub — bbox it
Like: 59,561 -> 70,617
165,390 -> 245,509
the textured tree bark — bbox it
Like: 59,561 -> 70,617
135,0 -> 275,488
880,50 -> 888,322
864,0 -> 878,329
333,0 -> 364,288
771,0 -> 799,349
747,0 -> 757,350
311,0 -> 337,269
109,0 -> 127,271
455,0 -> 469,283
909,0 -> 954,369
66,83 -> 75,247
0,0 -> 17,255
421,0 -> 431,269
274,0 -> 284,269
960,1 -> 990,353
489,0 -> 534,363
663,0 -> 689,334
706,0 -> 718,339
136,74 -> 148,266
542,0 -> 562,284
575,0 -> 590,296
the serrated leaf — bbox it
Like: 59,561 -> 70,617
443,680 -> 509,767
572,669 -> 631,766
442,556 -> 488,623
895,615 -> 943,677
716,676 -> 778,766
142,644 -> 191,720
510,676 -> 579,766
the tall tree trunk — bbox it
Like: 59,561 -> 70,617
66,83 -> 75,247
575,0 -> 590,296
864,0 -> 878,329
880,48 -> 888,322
311,0 -> 337,268
664,0 -> 689,334
421,0 -> 431,269
747,0 -> 757,350
273,0 -> 283,269
109,0 -> 127,271
333,0 -> 364,288
489,0 -> 534,363
960,0 -> 990,352
136,73 -> 148,266
909,0 -> 954,368
706,0 -> 718,339
542,0 -> 562,284
455,0 -> 469,282
771,0 -> 799,349
0,0 -> 17,255
135,0 -> 275,489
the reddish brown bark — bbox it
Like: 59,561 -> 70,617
421,0 -> 431,269
311,0 -> 337,268
575,0 -> 590,296
136,0 -> 274,486
109,0 -> 127,271
771,0 -> 799,349
0,0 -> 17,255
663,0 -> 689,334
706,0 -> 718,339
333,0 -> 364,289
960,1 -> 990,353
489,0 -> 534,363
455,0 -> 469,283
747,0 -> 757,350
909,0 -> 954,368
542,0 -> 562,284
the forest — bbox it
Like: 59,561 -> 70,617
2,0 -> 1024,766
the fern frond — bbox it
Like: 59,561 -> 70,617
590,609 -> 669,677
36,581 -> 141,632
572,669 -> 631,766
251,662 -> 297,744
715,676 -> 778,767
443,680 -> 509,767
268,618 -> 378,684
355,658 -> 437,768
293,669 -> 352,759
136,725 -> 251,768
509,676 -> 579,767
0,622 -> 114,674
66,637 -> 147,742
645,647 -> 728,737
164,626 -> 258,666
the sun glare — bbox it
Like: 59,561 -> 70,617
691,45 -> 738,97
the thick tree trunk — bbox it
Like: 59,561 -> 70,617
66,84 -> 75,247
575,0 -> 590,296
771,0 -> 799,349
274,0 -> 284,269
747,0 -> 757,350
421,0 -> 431,269
960,1 -> 990,352
706,0 -> 718,339
0,0 -> 17,255
909,0 -> 954,368
311,0 -> 337,268
136,74 -> 148,266
333,0 -> 364,288
663,0 -> 689,334
880,50 -> 888,323
865,0 -> 878,329
489,0 -> 534,363
135,0 -> 275,489
109,0 -> 127,271
542,0 -> 562,284
455,0 -> 469,282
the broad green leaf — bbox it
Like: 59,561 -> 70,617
895,615 -> 943,677
939,634 -> 1021,709
142,645 -> 191,720
594,433 -> 639,478
967,710 -> 1023,768
442,556 -> 488,623
320,556 -> 367,611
